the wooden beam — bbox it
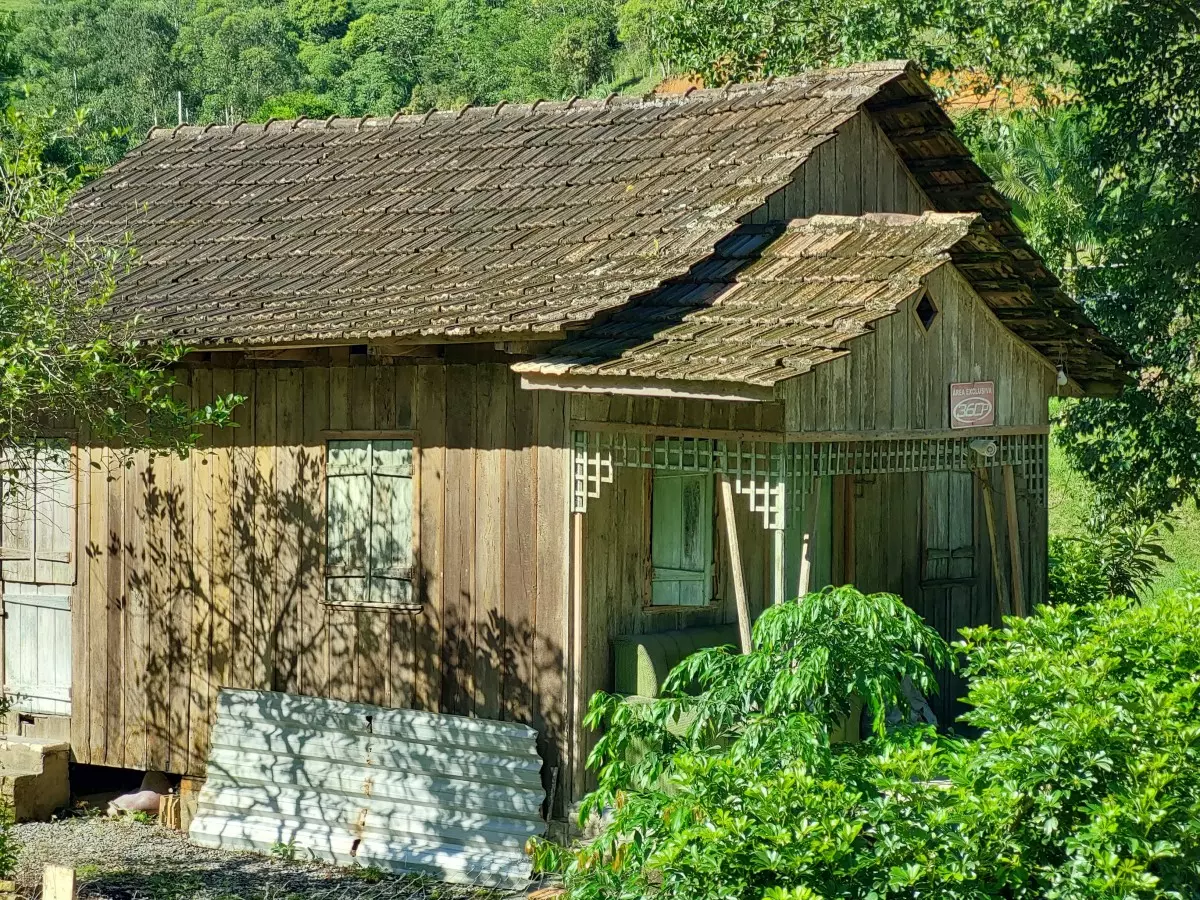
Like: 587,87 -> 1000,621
788,425 -> 1049,442
977,467 -> 1012,619
518,372 -> 773,403
569,420 -> 784,443
843,476 -> 856,585
772,528 -> 785,606
797,476 -> 823,597
717,475 -> 753,653
568,510 -> 587,798
242,348 -> 323,362
1002,465 -> 1026,617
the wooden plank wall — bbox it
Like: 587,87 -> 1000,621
68,359 -> 571,793
783,265 -> 1058,434
746,110 -> 930,226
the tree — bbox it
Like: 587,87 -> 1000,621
650,0 -> 1200,520
0,109 -> 237,459
174,0 -> 303,122
550,18 -> 615,96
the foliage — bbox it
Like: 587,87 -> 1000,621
0,108 -> 238,457
580,586 -> 950,816
1049,508 -> 1174,603
541,584 -> 1200,900
954,589 -> 1200,897
0,0 -> 632,163
645,0 -> 1200,521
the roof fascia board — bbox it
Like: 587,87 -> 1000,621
518,371 -> 773,403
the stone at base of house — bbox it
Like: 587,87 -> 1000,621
0,737 -> 70,822
178,776 -> 203,833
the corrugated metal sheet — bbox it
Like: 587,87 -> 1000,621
190,689 -> 545,888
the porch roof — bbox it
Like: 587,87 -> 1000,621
513,212 -> 977,388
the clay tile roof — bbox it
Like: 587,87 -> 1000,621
514,212 -> 979,387
70,61 -> 916,348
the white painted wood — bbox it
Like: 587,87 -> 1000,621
3,586 -> 72,715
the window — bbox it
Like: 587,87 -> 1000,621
915,290 -> 939,331
325,439 -> 416,608
0,440 -> 75,585
649,468 -> 715,607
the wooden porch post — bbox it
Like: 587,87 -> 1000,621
716,474 -> 753,654
978,467 -> 1012,618
797,475 -> 823,597
1002,465 -> 1026,617
568,509 -> 587,801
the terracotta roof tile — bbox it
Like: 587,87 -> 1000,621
513,212 -> 978,386
69,62 -> 918,346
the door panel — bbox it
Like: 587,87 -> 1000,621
3,587 -> 72,716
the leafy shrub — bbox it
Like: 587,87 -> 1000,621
1050,509 -> 1173,604
538,584 -> 1200,900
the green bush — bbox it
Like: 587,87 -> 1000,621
1049,510 -> 1174,604
536,584 -> 1200,900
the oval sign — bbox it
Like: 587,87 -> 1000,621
949,381 -> 995,429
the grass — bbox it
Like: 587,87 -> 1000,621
0,0 -> 32,12
1048,433 -> 1200,594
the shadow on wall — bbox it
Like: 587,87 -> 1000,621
82,436 -> 566,812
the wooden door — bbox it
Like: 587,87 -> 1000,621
920,470 -> 978,725
3,588 -> 72,716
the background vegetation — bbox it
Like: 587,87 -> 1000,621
0,0 -> 1195,572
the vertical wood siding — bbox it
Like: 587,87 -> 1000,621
745,110 -> 930,227
783,264 -> 1058,433
68,361 -> 571,791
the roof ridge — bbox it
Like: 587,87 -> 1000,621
145,60 -> 918,141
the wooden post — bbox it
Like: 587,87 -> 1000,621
771,528 -> 785,606
43,866 -> 76,900
1002,465 -> 1026,617
843,476 -> 856,585
796,476 -> 823,597
158,794 -> 182,830
717,475 -> 753,654
568,510 -> 587,800
977,468 -> 1012,619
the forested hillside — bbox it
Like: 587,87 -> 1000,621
0,0 -> 665,166
0,0 -> 1196,565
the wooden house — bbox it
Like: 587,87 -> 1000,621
0,61 -> 1125,812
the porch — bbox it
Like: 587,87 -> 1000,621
564,426 -> 1048,796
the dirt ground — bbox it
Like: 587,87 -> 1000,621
11,817 -> 508,900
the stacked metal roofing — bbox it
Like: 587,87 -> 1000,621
189,689 -> 545,888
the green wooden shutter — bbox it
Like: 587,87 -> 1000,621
369,440 -> 415,606
650,470 -> 713,607
326,441 -> 373,606
0,448 -> 35,584
326,439 -> 415,608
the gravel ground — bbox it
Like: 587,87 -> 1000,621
11,818 -> 510,900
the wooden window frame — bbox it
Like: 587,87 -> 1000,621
321,431 -> 422,611
0,437 -> 78,586
913,288 -> 940,333
642,467 -> 721,613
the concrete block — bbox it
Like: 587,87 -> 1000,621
0,737 -> 69,822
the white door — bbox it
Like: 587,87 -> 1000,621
4,588 -> 71,715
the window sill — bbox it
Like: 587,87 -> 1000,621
322,601 -> 425,613
642,599 -> 722,614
